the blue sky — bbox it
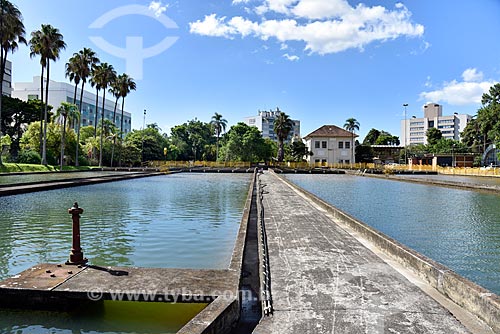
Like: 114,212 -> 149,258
9,0 -> 500,140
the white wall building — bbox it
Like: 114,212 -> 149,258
304,125 -> 357,165
401,102 -> 472,145
2,60 -> 12,96
244,109 -> 300,142
13,76 -> 132,135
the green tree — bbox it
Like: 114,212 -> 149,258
29,24 -> 66,165
274,110 -> 294,162
363,128 -> 381,145
0,0 -> 26,164
288,140 -> 310,162
343,118 -> 360,164
115,74 -> 136,167
91,62 -> 116,167
219,122 -> 273,162
72,48 -> 99,166
54,102 -> 78,170
426,127 -> 443,146
170,119 -> 214,161
375,133 -> 400,145
125,125 -> 167,162
20,121 -> 76,165
0,96 -> 43,159
210,112 -> 227,161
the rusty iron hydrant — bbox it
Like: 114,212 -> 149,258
66,202 -> 88,265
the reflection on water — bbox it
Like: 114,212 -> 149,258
285,174 -> 500,295
0,301 -> 207,334
0,173 -> 250,279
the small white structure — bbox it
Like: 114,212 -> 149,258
304,125 -> 357,166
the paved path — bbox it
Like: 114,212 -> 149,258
253,171 -> 470,334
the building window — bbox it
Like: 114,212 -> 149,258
249,118 -> 255,125
315,159 -> 320,163
345,142 -> 351,149
321,141 -> 327,149
315,141 -> 320,148
338,142 -> 343,149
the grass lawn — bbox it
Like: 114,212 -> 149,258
0,163 -> 95,173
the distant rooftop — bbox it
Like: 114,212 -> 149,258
304,125 -> 357,139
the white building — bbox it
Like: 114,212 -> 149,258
13,76 -> 132,135
401,103 -> 471,145
244,109 -> 300,142
2,60 -> 12,96
304,125 -> 357,165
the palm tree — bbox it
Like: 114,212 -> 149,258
274,109 -> 294,162
116,74 -> 136,167
92,62 -> 116,167
0,0 -> 26,164
343,118 -> 360,166
210,112 -> 227,161
65,54 -> 80,130
90,65 -> 101,140
29,24 -> 66,165
55,102 -> 78,171
72,47 -> 99,166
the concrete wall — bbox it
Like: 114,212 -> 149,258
276,172 -> 500,333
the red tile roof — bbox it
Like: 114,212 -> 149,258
304,125 -> 358,139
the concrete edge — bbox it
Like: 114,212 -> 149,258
0,172 -> 164,196
229,168 -> 257,273
355,172 -> 500,194
178,168 -> 257,334
177,297 -> 239,334
273,170 -> 500,333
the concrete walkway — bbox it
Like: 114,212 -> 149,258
253,171 -> 472,333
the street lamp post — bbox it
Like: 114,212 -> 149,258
452,143 -> 456,167
403,103 -> 408,165
141,109 -> 146,163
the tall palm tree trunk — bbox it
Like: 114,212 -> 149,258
118,97 -> 125,167
93,89 -> 99,138
99,91 -> 106,167
110,96 -> 119,167
38,68 -> 44,158
60,116 -> 66,171
216,134 -> 219,162
41,61 -> 50,165
75,81 -> 84,166
0,48 -> 4,164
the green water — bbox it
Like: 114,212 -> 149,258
0,301 -> 207,334
285,174 -> 500,295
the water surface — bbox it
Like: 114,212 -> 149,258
285,174 -> 500,294
0,173 -> 250,279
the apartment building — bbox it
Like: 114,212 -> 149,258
401,103 -> 471,145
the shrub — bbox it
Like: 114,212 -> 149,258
17,150 -> 41,164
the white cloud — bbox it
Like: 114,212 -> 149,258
462,68 -> 483,82
189,0 -> 424,55
424,76 -> 432,88
283,53 -> 299,61
420,69 -> 495,106
149,1 -> 168,17
232,0 -> 250,4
